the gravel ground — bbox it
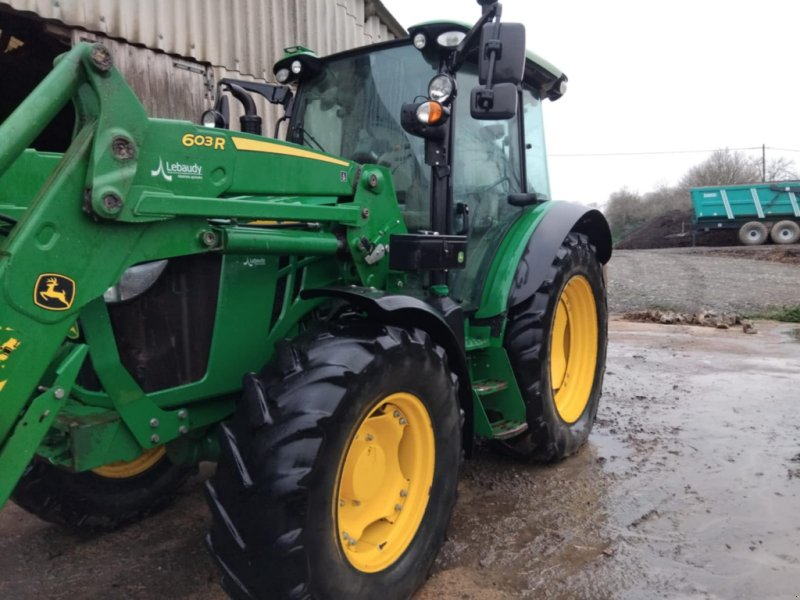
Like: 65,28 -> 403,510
608,246 -> 800,314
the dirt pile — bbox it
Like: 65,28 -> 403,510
623,309 -> 757,333
615,210 -> 738,249
705,246 -> 800,265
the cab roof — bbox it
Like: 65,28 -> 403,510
408,20 -> 566,100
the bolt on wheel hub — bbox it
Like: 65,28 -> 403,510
335,392 -> 434,572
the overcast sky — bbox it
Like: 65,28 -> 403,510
381,0 -> 800,207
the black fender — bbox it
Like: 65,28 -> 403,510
508,202 -> 611,309
301,286 -> 474,455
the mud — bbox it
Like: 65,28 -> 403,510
2,319 -> 800,599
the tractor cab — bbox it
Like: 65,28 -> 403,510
204,7 -> 568,310
278,18 -> 568,309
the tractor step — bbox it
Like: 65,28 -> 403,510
491,420 -> 528,440
472,379 -> 508,395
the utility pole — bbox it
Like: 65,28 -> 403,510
762,144 -> 766,182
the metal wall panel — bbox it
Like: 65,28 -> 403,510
0,0 -> 404,75
69,28 -> 213,122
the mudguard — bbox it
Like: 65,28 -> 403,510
475,201 -> 610,321
301,285 -> 474,453
507,201 -> 611,308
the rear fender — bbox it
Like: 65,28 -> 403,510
301,286 -> 473,455
476,202 -> 610,320
507,202 -> 611,309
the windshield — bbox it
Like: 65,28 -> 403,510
290,43 -> 437,230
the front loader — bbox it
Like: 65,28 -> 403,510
0,2 -> 611,598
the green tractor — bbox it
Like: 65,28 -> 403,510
0,2 -> 610,597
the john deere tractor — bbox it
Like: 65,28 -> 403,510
0,2 -> 610,597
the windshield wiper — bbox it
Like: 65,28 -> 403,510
296,127 -> 327,154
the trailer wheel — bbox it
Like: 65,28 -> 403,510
12,448 -> 194,532
738,221 -> 768,245
206,321 -> 461,600
770,220 -> 800,244
500,232 -> 607,461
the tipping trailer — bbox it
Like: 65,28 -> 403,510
691,182 -> 800,245
0,2 -> 611,598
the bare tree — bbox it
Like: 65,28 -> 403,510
604,188 -> 646,238
765,155 -> 799,182
643,184 -> 689,213
679,148 -> 760,190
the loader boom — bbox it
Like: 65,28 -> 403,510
0,43 -> 407,505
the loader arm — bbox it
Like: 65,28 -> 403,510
0,43 -> 406,505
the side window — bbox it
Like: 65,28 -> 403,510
452,68 -> 523,221
522,87 -> 551,199
450,65 -> 524,309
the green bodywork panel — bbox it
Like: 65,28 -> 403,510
0,41 -> 566,507
475,202 -> 555,319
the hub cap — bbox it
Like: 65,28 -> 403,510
549,275 -> 599,423
335,392 -> 435,572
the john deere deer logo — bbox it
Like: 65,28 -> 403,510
34,274 -> 76,311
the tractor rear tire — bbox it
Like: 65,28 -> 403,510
770,220 -> 800,244
500,232 -> 607,462
738,221 -> 768,245
206,321 -> 461,600
12,448 -> 194,532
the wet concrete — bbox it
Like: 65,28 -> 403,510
1,319 -> 799,599
420,319 -> 800,599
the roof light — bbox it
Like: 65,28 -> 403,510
275,67 -> 290,83
413,33 -> 427,50
436,30 -> 466,48
291,60 -> 302,74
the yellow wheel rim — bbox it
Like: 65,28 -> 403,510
334,392 -> 435,573
549,275 -> 598,424
91,446 -> 166,479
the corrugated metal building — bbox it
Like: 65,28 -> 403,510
0,0 -> 405,150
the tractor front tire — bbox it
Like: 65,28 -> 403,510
206,321 -> 461,600
12,447 -> 194,531
501,232 -> 607,462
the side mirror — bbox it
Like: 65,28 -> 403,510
471,22 -> 525,120
478,22 -> 525,85
471,83 -> 517,120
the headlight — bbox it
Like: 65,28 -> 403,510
436,30 -> 466,48
413,33 -> 427,50
104,260 -> 168,303
428,74 -> 455,103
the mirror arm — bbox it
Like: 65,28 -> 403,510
218,78 -> 293,108
451,2 -> 501,72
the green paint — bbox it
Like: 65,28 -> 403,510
469,346 -> 527,439
474,202 -> 555,320
0,32 -> 588,507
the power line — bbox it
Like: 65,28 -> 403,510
549,146 -> 764,158
765,147 -> 800,154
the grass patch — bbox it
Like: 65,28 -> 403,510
747,305 -> 800,323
